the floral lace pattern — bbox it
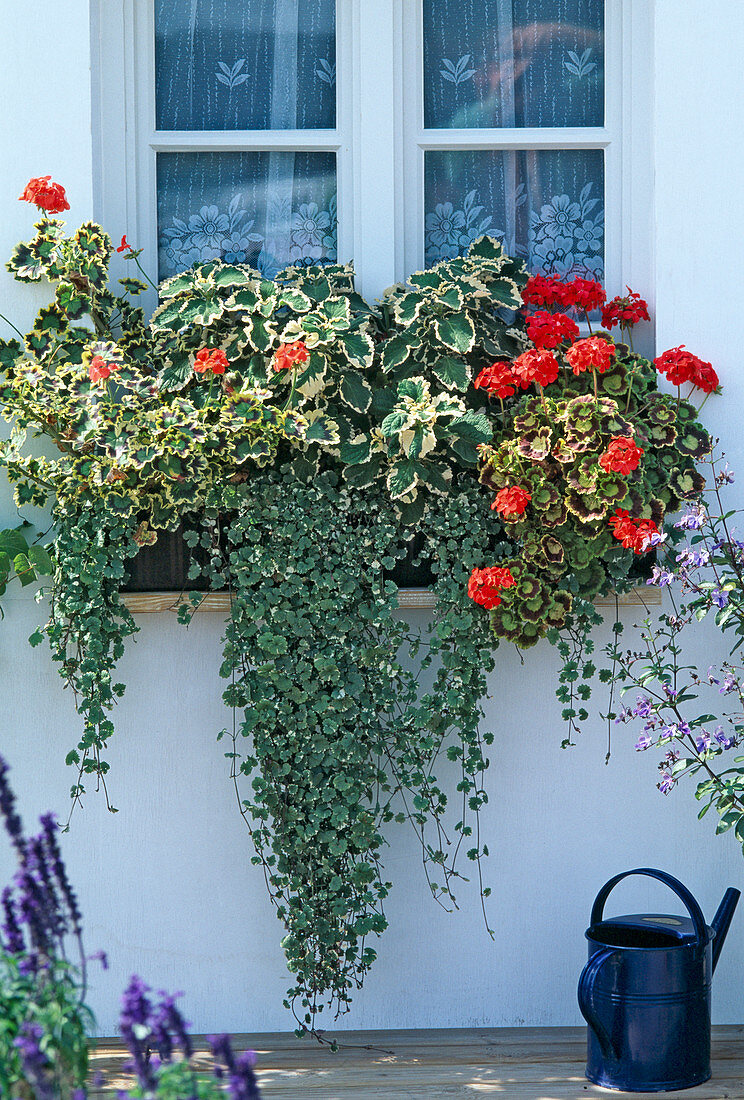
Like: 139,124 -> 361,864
528,182 -> 603,278
424,154 -> 604,280
159,193 -> 338,278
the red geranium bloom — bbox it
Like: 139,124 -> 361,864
492,485 -> 532,518
194,348 -> 229,375
522,273 -> 567,309
609,509 -> 658,554
653,345 -> 719,393
89,356 -> 120,384
117,235 -> 133,253
562,276 -> 606,314
468,565 -> 516,610
512,347 -> 560,388
599,436 -> 645,475
474,361 -> 517,398
691,361 -> 720,393
600,288 -> 650,330
18,176 -> 70,214
273,340 -> 309,373
526,310 -> 580,350
565,336 -> 615,376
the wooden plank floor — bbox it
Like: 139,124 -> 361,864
90,1026 -> 744,1099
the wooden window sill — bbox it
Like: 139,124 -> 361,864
120,587 -> 661,614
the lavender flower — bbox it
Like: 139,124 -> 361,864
662,683 -> 679,700
658,771 -> 675,795
635,731 -> 653,751
675,505 -> 707,530
696,730 -> 711,753
648,566 -> 675,587
712,589 -> 729,609
720,670 -> 738,694
632,695 -> 654,719
646,530 -> 668,548
715,463 -> 735,486
714,726 -> 735,750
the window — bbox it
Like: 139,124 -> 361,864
94,1 -> 652,311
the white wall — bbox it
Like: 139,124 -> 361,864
1,0 -> 744,1038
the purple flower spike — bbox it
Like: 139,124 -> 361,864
1,886 -> 25,954
40,814 -> 82,937
120,975 -> 156,1091
14,1023 -> 56,1100
0,756 -> 26,858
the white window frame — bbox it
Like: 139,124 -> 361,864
93,0 -> 654,331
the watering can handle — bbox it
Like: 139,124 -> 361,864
578,947 -> 618,1060
590,867 -> 708,948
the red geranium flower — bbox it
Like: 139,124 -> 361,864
117,235 -> 133,253
562,276 -> 606,314
468,565 -> 516,610
565,336 -> 615,376
599,436 -> 645,475
609,509 -> 658,554
654,345 -> 719,392
474,361 -> 517,398
601,287 -> 650,331
89,356 -> 120,384
692,361 -> 720,393
194,348 -> 229,375
492,485 -> 532,518
273,340 -> 309,373
512,347 -> 560,388
18,176 -> 70,214
526,310 -> 580,350
522,273 -> 567,309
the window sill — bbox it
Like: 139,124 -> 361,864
119,587 -> 661,614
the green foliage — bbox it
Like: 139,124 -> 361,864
0,200 -> 713,1031
0,522 -> 53,607
178,471 -> 498,1027
0,953 -> 91,1099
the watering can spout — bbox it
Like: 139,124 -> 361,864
711,887 -> 740,971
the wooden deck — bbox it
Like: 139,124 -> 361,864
90,1025 -> 744,1099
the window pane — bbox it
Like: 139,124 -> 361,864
424,149 -> 604,279
157,152 -> 337,279
155,0 -> 336,131
423,0 -> 604,129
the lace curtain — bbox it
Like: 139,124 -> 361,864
423,0 -> 605,278
154,0 -> 337,279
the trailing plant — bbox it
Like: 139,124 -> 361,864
0,178 -> 717,1029
0,752 -> 260,1098
608,454 -> 744,843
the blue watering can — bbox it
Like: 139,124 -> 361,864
578,868 -> 740,1092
